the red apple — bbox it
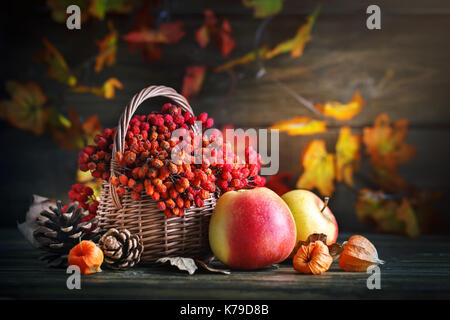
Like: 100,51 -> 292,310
209,187 -> 297,270
281,189 -> 338,246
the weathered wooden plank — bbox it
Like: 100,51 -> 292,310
1,229 -> 450,299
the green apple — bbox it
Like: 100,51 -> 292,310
282,189 -> 338,246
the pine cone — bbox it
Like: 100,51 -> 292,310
98,228 -> 143,270
34,200 -> 101,267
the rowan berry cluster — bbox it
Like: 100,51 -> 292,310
78,103 -> 265,218
63,184 -> 99,222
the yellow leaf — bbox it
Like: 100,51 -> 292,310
72,77 -> 123,99
270,116 -> 326,135
316,92 -> 364,121
265,5 -> 320,59
296,140 -> 335,196
335,126 -> 361,186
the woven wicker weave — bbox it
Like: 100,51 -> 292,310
97,85 -> 216,264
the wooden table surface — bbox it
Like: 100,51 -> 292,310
1,228 -> 450,300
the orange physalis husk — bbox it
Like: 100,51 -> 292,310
68,240 -> 104,275
293,240 -> 333,275
338,235 -> 384,272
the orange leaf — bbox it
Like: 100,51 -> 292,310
35,38 -> 77,87
316,92 -> 364,121
95,21 -> 118,73
363,113 -> 416,190
335,126 -> 361,186
270,116 -> 326,135
195,10 -> 235,57
181,66 -> 206,101
296,140 -> 335,196
0,81 -> 48,135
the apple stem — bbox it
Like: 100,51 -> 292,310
321,197 -> 330,213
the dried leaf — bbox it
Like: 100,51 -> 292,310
335,126 -> 361,186
195,260 -> 231,275
270,116 -> 326,135
0,81 -> 49,135
156,257 -> 198,275
88,0 -> 134,20
181,66 -> 206,101
49,108 -> 85,150
363,113 -> 416,191
82,114 -> 103,145
95,21 -> 118,72
265,5 -> 319,58
396,198 -> 420,238
72,77 -> 123,99
214,47 -> 267,73
195,10 -> 235,57
46,0 -> 90,23
215,6 -> 318,72
316,92 -> 364,121
296,140 -> 335,196
35,38 -> 77,87
354,189 -> 437,237
242,0 -> 285,18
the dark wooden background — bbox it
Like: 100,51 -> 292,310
1,0 -> 449,232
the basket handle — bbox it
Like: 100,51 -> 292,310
109,85 -> 197,209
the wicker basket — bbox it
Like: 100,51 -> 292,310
97,85 -> 216,264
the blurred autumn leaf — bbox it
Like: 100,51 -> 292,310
0,81 -> 49,135
88,0 -> 134,20
270,116 -> 326,135
47,0 -> 134,22
181,66 -> 206,101
243,0 -> 285,18
216,5 -> 319,72
95,21 -> 118,72
46,0 -> 90,23
266,4 -> 320,58
196,9 -> 235,57
355,189 -> 440,238
363,113 -> 417,191
50,108 -> 103,150
296,140 -> 335,196
335,126 -> 361,186
316,92 -> 364,121
72,77 -> 123,99
265,172 -> 293,196
35,38 -> 77,87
